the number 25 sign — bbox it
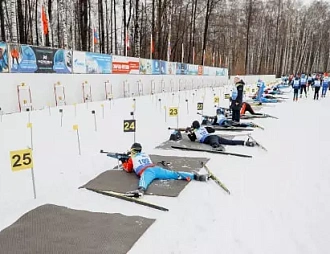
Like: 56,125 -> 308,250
10,149 -> 34,171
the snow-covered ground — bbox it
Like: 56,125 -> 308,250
0,85 -> 329,254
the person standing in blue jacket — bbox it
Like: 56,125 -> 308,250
230,76 -> 245,122
256,79 -> 266,102
292,76 -> 300,101
321,76 -> 329,97
300,73 -> 308,98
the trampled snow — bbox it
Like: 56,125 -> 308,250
0,86 -> 329,254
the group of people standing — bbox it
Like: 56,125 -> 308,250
290,73 -> 329,101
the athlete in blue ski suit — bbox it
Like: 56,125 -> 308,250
120,143 -> 208,197
254,80 -> 278,103
321,76 -> 329,97
292,76 -> 300,101
210,108 -> 257,128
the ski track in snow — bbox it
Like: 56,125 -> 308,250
0,86 -> 329,254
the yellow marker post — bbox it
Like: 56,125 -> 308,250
169,107 -> 179,128
10,145 -> 36,199
73,124 -> 81,155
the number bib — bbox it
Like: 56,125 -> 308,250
195,127 -> 209,143
132,152 -> 153,174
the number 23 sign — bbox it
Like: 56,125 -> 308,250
10,149 -> 34,171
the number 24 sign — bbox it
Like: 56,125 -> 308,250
10,149 -> 34,172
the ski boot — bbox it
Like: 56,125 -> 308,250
244,138 -> 256,147
125,187 -> 145,198
193,173 -> 209,181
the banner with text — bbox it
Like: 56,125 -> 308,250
86,52 -> 112,74
9,44 -> 58,73
53,49 -> 72,73
72,51 -> 86,73
166,62 -> 176,75
0,42 -> 9,73
187,64 -> 198,75
112,56 -> 139,74
151,60 -> 160,75
139,58 -> 152,74
176,63 -> 188,75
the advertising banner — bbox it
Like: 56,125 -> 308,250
198,65 -> 203,75
139,58 -> 152,74
151,60 -> 160,74
216,68 -> 226,76
159,61 -> 167,74
187,64 -> 198,75
203,66 -> 209,76
209,66 -> 216,76
112,56 -> 139,74
0,42 -> 9,73
53,49 -> 72,73
166,62 -> 176,75
176,63 -> 188,75
10,44 -> 56,73
85,52 -> 112,74
72,51 -> 86,74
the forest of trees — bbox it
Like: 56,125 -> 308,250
0,0 -> 329,76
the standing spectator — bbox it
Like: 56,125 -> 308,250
313,77 -> 321,100
230,76 -> 245,122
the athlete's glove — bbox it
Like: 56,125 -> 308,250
118,156 -> 128,163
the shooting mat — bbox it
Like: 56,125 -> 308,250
81,154 -> 209,197
156,133 -> 236,151
0,204 -> 155,254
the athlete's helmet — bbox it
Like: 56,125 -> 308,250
131,143 -> 142,153
216,107 -> 225,115
191,120 -> 200,129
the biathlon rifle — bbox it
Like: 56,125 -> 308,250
100,150 -> 130,160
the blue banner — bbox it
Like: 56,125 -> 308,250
151,60 -> 160,74
160,61 -> 167,74
176,63 -> 188,75
85,52 -> 112,74
216,68 -> 226,76
10,44 -> 38,73
53,49 -> 72,73
0,42 -> 9,73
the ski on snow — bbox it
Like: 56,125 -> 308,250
201,162 -> 230,195
171,145 -> 252,158
247,134 -> 268,151
85,188 -> 169,212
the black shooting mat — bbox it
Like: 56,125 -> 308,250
156,133 -> 236,151
0,204 -> 155,254
81,154 -> 209,197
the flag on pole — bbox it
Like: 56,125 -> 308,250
219,54 -> 222,67
41,6 -> 48,35
93,28 -> 99,44
125,26 -> 130,56
150,33 -> 154,59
